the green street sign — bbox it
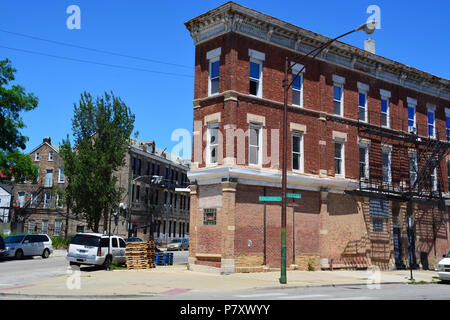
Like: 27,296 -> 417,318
259,196 -> 282,202
286,193 -> 302,199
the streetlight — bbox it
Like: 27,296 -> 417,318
279,20 -> 377,284
106,208 -> 119,271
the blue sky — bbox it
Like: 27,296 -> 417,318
1,0 -> 449,158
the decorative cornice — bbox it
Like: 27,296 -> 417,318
185,2 -> 450,101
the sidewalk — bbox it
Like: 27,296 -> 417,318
0,263 -> 440,299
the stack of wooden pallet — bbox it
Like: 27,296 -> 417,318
126,241 -> 156,270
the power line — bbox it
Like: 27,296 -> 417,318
0,44 -> 194,78
0,28 -> 193,70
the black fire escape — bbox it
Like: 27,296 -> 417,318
346,109 -> 449,270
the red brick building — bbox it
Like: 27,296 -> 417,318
185,2 -> 450,273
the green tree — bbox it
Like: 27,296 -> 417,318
60,92 -> 135,232
0,59 -> 39,182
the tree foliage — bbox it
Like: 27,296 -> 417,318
0,59 -> 39,182
60,92 -> 135,232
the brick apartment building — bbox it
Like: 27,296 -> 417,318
185,2 -> 450,273
11,137 -> 191,243
12,137 -> 88,237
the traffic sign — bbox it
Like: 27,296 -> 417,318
286,193 -> 302,199
259,196 -> 282,202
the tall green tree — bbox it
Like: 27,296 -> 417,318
0,59 -> 39,182
60,92 -> 135,232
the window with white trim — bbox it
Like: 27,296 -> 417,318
56,193 -> 63,208
292,131 -> 304,172
332,75 -> 345,117
381,98 -> 389,127
206,47 -> 221,96
249,122 -> 262,167
409,152 -> 418,190
48,151 -> 54,161
30,192 -> 38,208
28,220 -> 35,233
407,98 -> 417,134
382,146 -> 392,185
54,220 -> 62,236
357,82 -> 369,122
446,109 -> 450,140
359,144 -> 369,180
291,64 -> 304,107
41,220 -> 49,234
334,141 -> 344,177
427,104 -> 436,138
206,122 -> 219,165
35,152 -> 40,161
249,59 -> 263,97
18,192 -> 25,208
44,192 -> 51,208
45,169 -> 53,187
58,168 -> 65,183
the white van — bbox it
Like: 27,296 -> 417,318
4,234 -> 53,259
437,251 -> 450,281
66,233 -> 126,268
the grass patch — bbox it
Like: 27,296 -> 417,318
110,263 -> 127,271
432,276 -> 442,281
408,280 -> 431,285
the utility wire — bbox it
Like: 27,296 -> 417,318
0,45 -> 194,78
0,28 -> 193,70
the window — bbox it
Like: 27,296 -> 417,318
430,168 -> 437,192
45,169 -> 53,187
380,89 -> 391,128
207,47 -> 221,96
407,98 -> 417,134
56,193 -> 63,208
427,104 -> 436,138
409,153 -> 418,190
54,220 -> 62,236
333,84 -> 343,116
334,141 -> 344,177
76,225 -> 84,233
332,75 -> 345,116
359,144 -> 369,180
136,185 -> 140,203
41,220 -> 49,234
249,123 -> 262,166
249,60 -> 262,97
292,131 -> 304,172
131,157 -> 136,174
30,192 -> 38,208
35,152 -> 40,161
58,168 -> 65,183
291,64 -> 304,107
203,208 -> 217,225
28,220 -> 35,233
137,159 -> 142,176
357,82 -> 369,122
446,109 -> 450,140
209,59 -> 220,96
44,192 -> 51,208
447,161 -> 450,191
382,147 -> 392,185
373,218 -> 384,232
112,238 -> 118,248
206,122 -> 219,165
18,192 -> 25,208
146,162 -> 150,176
381,98 -> 389,127
48,151 -> 54,161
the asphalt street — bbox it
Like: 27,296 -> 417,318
0,249 -> 189,290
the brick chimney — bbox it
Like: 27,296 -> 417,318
43,137 -> 51,144
364,38 -> 375,54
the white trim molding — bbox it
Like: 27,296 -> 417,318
206,47 -> 221,60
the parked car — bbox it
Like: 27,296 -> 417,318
0,235 -> 6,257
3,234 -> 53,259
437,250 -> 450,281
66,233 -> 126,268
167,238 -> 189,251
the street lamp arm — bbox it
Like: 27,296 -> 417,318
287,20 -> 377,90
287,29 -> 357,90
